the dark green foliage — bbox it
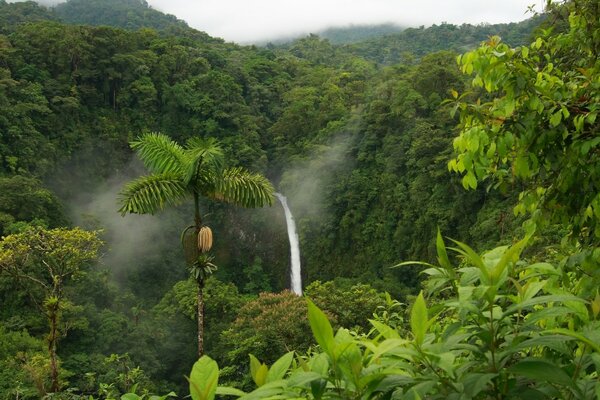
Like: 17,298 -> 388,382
0,0 -> 566,396
54,0 -> 190,32
0,0 -> 57,34
304,280 -> 386,332
0,175 -> 66,235
318,23 -> 404,45
344,16 -> 545,64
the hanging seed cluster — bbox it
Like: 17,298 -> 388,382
198,226 -> 213,253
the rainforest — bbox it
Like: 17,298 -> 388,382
0,0 -> 599,398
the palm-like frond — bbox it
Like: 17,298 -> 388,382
118,173 -> 188,215
131,132 -> 186,175
211,167 -> 275,207
182,137 -> 225,185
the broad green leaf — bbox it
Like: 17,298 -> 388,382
436,228 -> 453,272
548,328 -> 600,353
121,394 -> 141,400
237,381 -> 287,400
370,320 -> 400,339
266,351 -> 294,383
462,373 -> 496,397
511,335 -> 574,352
450,240 -> 489,284
249,354 -> 262,383
410,291 -> 428,346
490,235 -> 529,285
550,111 -> 562,127
308,353 -> 329,376
216,387 -> 246,397
503,294 -> 585,316
370,339 -> 410,363
189,356 -> 219,400
509,359 -> 573,387
307,299 -> 335,356
286,371 -> 323,387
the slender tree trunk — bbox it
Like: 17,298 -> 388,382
193,192 -> 205,358
197,280 -> 204,357
48,307 -> 59,392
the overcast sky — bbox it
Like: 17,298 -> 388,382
145,0 -> 543,43
25,0 -> 544,44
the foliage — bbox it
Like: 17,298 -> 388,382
0,175 -> 67,236
0,0 -> 564,395
0,227 -> 102,393
449,0 -> 600,242
341,17 -> 543,65
304,280 -> 387,332
54,0 -> 191,33
220,291 -> 312,387
193,233 -> 600,399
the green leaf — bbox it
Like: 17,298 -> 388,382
503,294 -> 585,316
189,356 -> 219,400
307,298 -> 335,357
131,132 -> 186,175
266,351 -> 294,382
509,359 -> 573,387
436,228 -> 452,272
249,354 -> 268,387
216,387 -> 246,397
121,394 -> 141,400
547,328 -> 600,353
449,240 -> 489,284
490,235 -> 530,285
410,291 -> 428,346
550,111 -> 562,127
370,319 -> 400,339
462,373 -> 496,397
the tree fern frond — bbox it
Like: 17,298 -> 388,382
211,167 -> 274,208
131,132 -> 186,175
183,137 -> 225,185
118,173 -> 188,215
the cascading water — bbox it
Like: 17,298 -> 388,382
275,193 -> 302,295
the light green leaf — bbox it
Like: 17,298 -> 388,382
370,319 -> 400,339
550,111 -> 562,127
249,354 -> 268,387
266,352 -> 294,383
216,387 -> 246,397
503,294 -> 585,316
547,328 -> 600,353
189,356 -> 219,400
307,299 -> 335,357
490,235 -> 530,285
410,291 -> 428,346
436,228 -> 452,272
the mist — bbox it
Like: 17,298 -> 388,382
278,126 -> 357,222
68,159 -> 187,280
8,0 -> 544,44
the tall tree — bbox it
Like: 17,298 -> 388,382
118,132 -> 274,356
0,227 -> 102,393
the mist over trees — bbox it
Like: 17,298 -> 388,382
1,0 -> 598,398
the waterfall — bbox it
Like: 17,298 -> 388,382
275,193 -> 302,295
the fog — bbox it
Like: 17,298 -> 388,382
10,0 -> 544,44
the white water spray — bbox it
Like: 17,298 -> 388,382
275,193 -> 302,295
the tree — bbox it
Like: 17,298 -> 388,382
118,132 -> 274,357
449,0 -> 600,242
0,227 -> 102,393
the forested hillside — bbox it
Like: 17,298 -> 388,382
53,0 -> 190,32
1,0 -> 598,398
